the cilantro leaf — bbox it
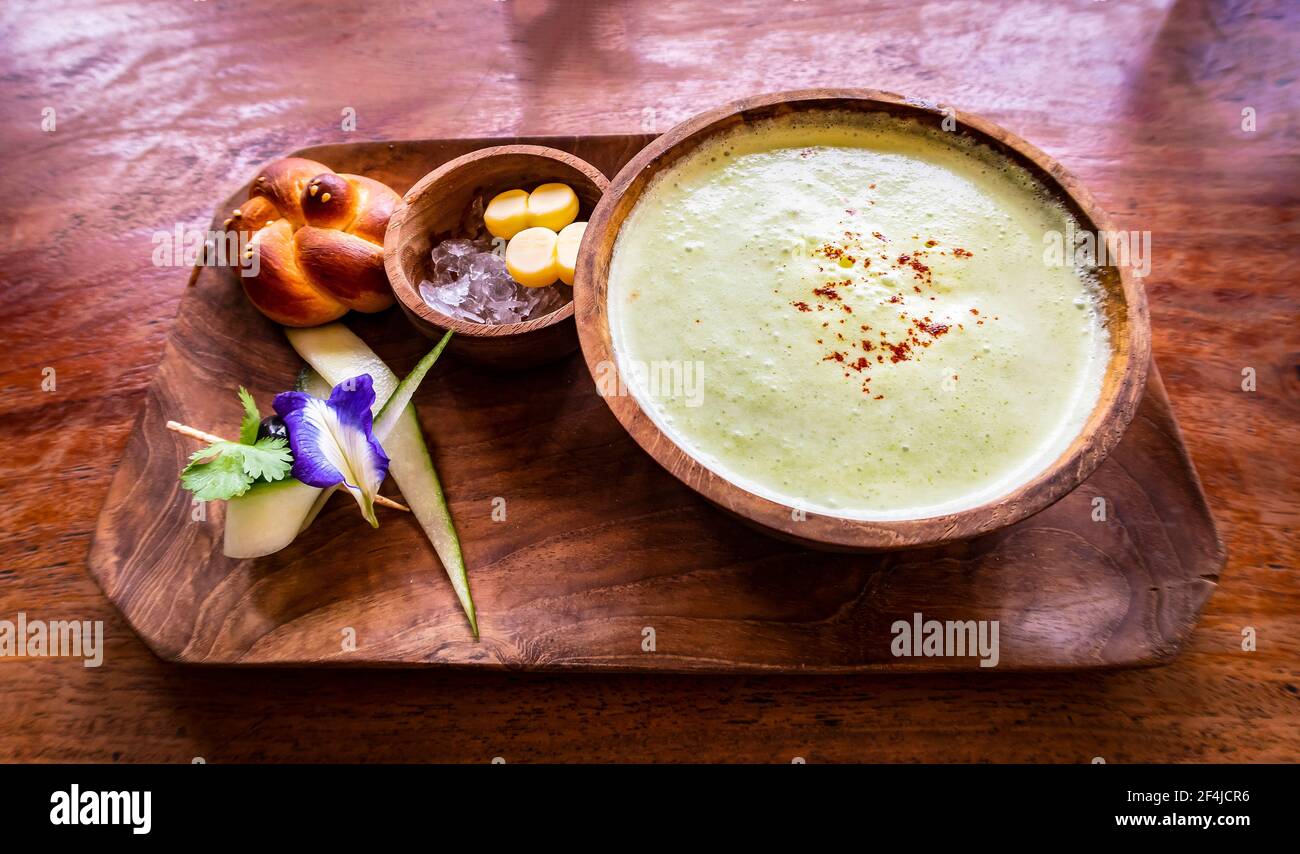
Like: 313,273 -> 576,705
237,387 -> 261,445
238,437 -> 292,482
176,387 -> 295,502
181,451 -> 254,501
179,438 -> 293,502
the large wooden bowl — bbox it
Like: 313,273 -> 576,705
574,89 -> 1151,551
385,145 -> 608,368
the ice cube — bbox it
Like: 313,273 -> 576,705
423,238 -> 574,325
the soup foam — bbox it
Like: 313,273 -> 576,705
608,111 -> 1110,520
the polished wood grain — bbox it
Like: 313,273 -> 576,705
385,144 -> 609,367
577,89 -> 1152,550
85,132 -> 1216,670
1,0 -> 1296,762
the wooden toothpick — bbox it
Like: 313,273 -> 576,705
165,420 -> 410,512
166,421 -> 226,445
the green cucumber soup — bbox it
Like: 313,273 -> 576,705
606,111 -> 1111,520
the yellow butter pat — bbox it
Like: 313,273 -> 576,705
484,189 -> 530,239
505,226 -> 559,287
556,221 -> 586,286
527,183 -> 579,231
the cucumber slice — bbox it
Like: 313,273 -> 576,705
295,349 -> 450,534
223,477 -> 323,559
374,331 -> 453,439
285,324 -> 476,637
294,364 -> 330,395
285,323 -> 399,399
222,365 -> 337,559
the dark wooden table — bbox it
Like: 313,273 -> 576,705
2,0 -> 1296,763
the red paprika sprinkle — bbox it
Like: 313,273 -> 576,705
887,341 -> 912,363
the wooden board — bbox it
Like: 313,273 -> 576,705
86,134 -> 1223,672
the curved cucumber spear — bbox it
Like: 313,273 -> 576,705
286,325 -> 476,638
374,331 -> 453,438
297,334 -> 451,529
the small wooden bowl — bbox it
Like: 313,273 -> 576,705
384,145 -> 608,368
575,89 -> 1152,552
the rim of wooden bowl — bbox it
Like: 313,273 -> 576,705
574,88 -> 1151,551
384,144 -> 609,338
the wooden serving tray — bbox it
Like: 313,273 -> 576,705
87,134 -> 1223,672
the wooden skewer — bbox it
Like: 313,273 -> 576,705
167,421 -> 226,445
373,495 -> 411,512
165,420 -> 410,512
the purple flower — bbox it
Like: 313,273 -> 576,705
273,374 -> 390,527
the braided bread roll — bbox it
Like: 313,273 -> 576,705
227,157 -> 400,327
